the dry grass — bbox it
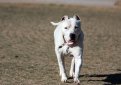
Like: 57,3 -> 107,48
0,3 -> 121,85
115,0 -> 121,7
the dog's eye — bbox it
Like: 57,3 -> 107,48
65,27 -> 68,29
75,26 -> 78,29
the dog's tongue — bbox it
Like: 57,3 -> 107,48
67,40 -> 74,45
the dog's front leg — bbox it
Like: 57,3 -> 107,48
70,57 -> 75,77
55,49 -> 67,82
74,55 -> 82,83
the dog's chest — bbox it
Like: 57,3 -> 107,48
58,45 -> 73,55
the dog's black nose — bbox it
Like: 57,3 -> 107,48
70,33 -> 76,40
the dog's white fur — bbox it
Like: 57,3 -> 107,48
51,15 -> 84,83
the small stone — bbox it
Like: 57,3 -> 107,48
15,55 -> 19,58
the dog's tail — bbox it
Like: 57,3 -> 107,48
50,22 -> 60,26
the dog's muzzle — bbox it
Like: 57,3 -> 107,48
70,33 -> 76,41
66,33 -> 76,46
63,33 -> 80,47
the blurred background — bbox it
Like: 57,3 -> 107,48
0,0 -> 121,85
0,0 -> 120,7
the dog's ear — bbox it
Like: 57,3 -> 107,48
73,15 -> 80,20
61,15 -> 68,21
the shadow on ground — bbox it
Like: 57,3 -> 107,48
80,73 -> 121,85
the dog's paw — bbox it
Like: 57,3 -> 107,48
74,78 -> 80,84
61,76 -> 67,83
69,72 -> 75,77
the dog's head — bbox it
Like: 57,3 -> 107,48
51,15 -> 81,46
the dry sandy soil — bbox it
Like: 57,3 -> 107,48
0,3 -> 121,85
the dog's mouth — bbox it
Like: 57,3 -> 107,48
67,40 -> 76,46
63,35 -> 76,46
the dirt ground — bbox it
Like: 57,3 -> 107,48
0,4 -> 121,85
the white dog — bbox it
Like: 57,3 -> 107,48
51,15 -> 84,83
